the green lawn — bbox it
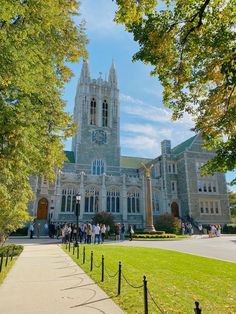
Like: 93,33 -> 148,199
62,244 -> 236,314
0,257 -> 16,284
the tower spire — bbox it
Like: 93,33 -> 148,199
80,59 -> 91,84
108,60 -> 117,86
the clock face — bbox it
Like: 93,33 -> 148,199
92,130 -> 107,145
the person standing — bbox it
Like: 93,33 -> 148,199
101,224 -> 106,243
94,223 -> 101,244
36,223 -> 40,239
44,222 -> 48,236
29,222 -> 34,239
120,224 -> 125,241
115,223 -> 120,241
128,225 -> 134,241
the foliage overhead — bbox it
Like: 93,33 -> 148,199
0,0 -> 87,240
115,0 -> 236,182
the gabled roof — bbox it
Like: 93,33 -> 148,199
171,135 -> 197,155
64,151 -> 75,163
120,156 -> 152,169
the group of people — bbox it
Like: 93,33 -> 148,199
207,224 -> 221,237
181,222 -> 194,235
29,220 -> 135,242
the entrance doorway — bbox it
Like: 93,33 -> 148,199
171,202 -> 179,217
37,198 -> 48,220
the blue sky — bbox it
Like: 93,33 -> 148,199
62,0 -> 235,190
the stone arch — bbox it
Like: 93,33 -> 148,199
171,202 -> 179,217
37,198 -> 48,220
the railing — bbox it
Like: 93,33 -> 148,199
64,243 -> 202,314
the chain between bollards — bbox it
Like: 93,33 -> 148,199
117,261 -> 122,295
90,251 -> 93,272
77,245 -> 79,259
101,255 -> 104,282
83,246 -> 85,264
143,276 -> 148,314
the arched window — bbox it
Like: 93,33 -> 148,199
102,100 -> 108,127
61,188 -> 76,212
152,190 -> 159,213
127,190 -> 140,213
92,160 -> 105,175
84,187 -> 99,213
90,98 -> 96,125
107,188 -> 120,213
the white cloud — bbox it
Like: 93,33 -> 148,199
120,93 -> 195,127
79,0 -> 122,38
121,135 -> 161,157
122,123 -> 172,139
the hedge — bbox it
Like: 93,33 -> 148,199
0,244 -> 23,257
222,224 -> 236,234
133,234 -> 176,239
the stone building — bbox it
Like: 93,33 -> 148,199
29,61 -> 230,227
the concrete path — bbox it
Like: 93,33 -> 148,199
107,235 -> 236,263
0,244 -> 123,314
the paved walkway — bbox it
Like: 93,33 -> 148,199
0,244 -> 123,314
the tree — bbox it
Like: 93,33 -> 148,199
228,190 -> 236,221
115,0 -> 236,183
154,214 -> 180,234
0,0 -> 87,241
92,211 -> 115,231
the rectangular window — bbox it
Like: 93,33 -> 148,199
168,164 -> 171,173
205,201 -> 209,213
200,201 -> 204,214
171,181 -> 176,192
210,201 -> 214,214
172,163 -> 176,173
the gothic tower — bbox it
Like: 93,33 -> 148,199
72,60 -> 120,175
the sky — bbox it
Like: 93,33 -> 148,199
62,0 -> 235,190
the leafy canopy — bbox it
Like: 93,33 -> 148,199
0,0 -> 87,239
115,0 -> 236,182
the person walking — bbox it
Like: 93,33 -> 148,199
94,223 -> 101,244
120,224 -> 125,241
36,223 -> 40,239
101,224 -> 106,243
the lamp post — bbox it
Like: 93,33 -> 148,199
75,193 -> 81,247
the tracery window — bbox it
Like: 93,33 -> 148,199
90,98 -> 96,125
107,188 -> 120,213
102,100 -> 108,127
84,187 -> 99,213
92,160 -> 105,175
127,190 -> 140,213
61,188 -> 76,212
152,190 -> 159,213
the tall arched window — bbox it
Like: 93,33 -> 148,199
61,188 -> 76,212
90,98 -> 96,125
152,190 -> 159,213
127,190 -> 140,213
84,187 -> 99,213
107,188 -> 120,213
92,160 -> 105,175
102,100 -> 108,127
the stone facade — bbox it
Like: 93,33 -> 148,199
30,61 -> 231,227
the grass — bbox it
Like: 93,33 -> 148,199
62,244 -> 236,314
0,257 -> 17,284
0,244 -> 23,284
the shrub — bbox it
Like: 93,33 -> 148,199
0,244 -> 23,257
10,227 -> 28,236
222,224 -> 236,234
154,214 -> 180,234
134,234 -> 176,239
133,230 -> 165,235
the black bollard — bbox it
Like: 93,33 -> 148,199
194,301 -> 202,314
77,245 -> 79,259
69,241 -> 71,252
5,249 -> 9,267
0,253 -> 3,272
117,261 -> 122,295
83,246 -> 85,264
101,255 -> 104,282
66,242 -> 68,250
11,247 -> 15,261
90,251 -> 93,272
73,245 -> 75,255
143,276 -> 148,314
